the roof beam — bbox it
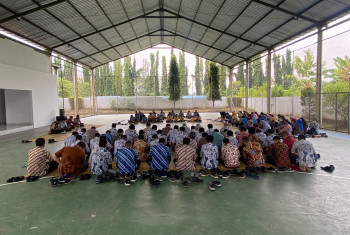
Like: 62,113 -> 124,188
51,8 -> 160,49
163,8 -> 268,49
77,29 -> 161,61
159,0 -> 164,43
0,0 -> 68,24
172,0 -> 183,46
251,0 -> 319,24
140,0 -> 152,48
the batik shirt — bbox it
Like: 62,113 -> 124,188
80,132 -> 88,144
221,144 -> 240,168
269,142 -> 291,167
175,145 -> 196,171
242,142 -> 265,167
291,140 -> 317,167
227,136 -> 239,147
206,128 -> 215,135
71,140 -> 90,153
125,129 -> 138,143
146,130 -> 158,143
90,137 -> 99,151
200,143 -> 219,169
143,127 -> 152,135
133,139 -> 148,162
183,126 -> 191,135
64,135 -> 76,147
27,147 -> 54,176
114,139 -> 126,155
104,132 -> 114,145
174,131 -> 187,146
109,128 -> 118,136
177,139 -> 197,150
191,130 -> 201,142
90,147 -> 112,175
167,129 -> 179,145
149,144 -> 171,171
256,132 -> 267,146
116,147 -> 139,174
220,126 -> 231,134
260,120 -> 271,132
157,134 -> 167,144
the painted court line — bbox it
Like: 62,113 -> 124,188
0,176 -> 52,187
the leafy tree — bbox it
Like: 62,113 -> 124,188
294,49 -> 316,85
195,56 -> 202,95
139,58 -> 150,96
206,62 -> 221,108
168,55 -> 181,109
179,51 -> 188,96
155,51 -> 160,96
324,56 -> 350,81
252,58 -> 265,88
204,60 -> 210,89
236,63 -> 245,85
161,56 -> 168,95
300,86 -> 316,120
281,49 -> 294,89
273,53 -> 282,85
123,56 -> 134,96
199,58 -> 204,94
147,53 -> 156,95
129,56 -> 136,93
248,62 -> 253,88
83,67 -> 90,83
58,78 -> 74,98
114,60 -> 123,96
219,65 -> 227,92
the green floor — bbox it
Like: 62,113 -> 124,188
0,114 -> 349,234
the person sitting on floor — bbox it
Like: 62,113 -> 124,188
166,112 -> 173,123
162,124 -> 172,136
212,129 -> 224,150
248,127 -> 261,145
167,125 -> 180,147
148,138 -> 171,176
140,114 -> 148,123
206,124 -> 215,135
227,130 -> 239,147
197,132 -> 208,158
186,110 -> 192,119
90,133 -> 101,151
64,131 -> 78,147
49,121 -> 62,134
90,138 -> 112,175
220,138 -> 240,168
291,135 -> 318,172
80,128 -> 88,145
73,115 -> 83,127
259,118 -> 271,132
114,135 -> 127,156
307,118 -> 320,135
174,114 -> 179,122
178,111 -> 185,122
175,137 -> 197,171
66,116 -> 76,129
236,126 -> 249,148
71,135 -> 90,154
104,130 -> 114,146
174,126 -> 188,148
134,111 -> 140,122
266,136 -> 291,168
241,137 -> 265,168
27,138 -> 60,177
133,135 -> 148,162
109,123 -> 118,136
125,124 -> 138,143
149,134 -> 159,147
146,125 -> 158,144
128,115 -> 137,124
157,130 -> 167,145
282,131 -> 297,153
200,135 -> 219,170
113,129 -> 124,142
87,126 -> 99,142
54,142 -> 88,176
143,122 -> 152,134
193,110 -> 199,117
59,119 -> 70,132
160,110 -> 166,119
115,141 -> 140,176
255,129 -> 267,147
220,122 -> 231,134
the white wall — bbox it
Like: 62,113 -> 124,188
4,89 -> 33,125
0,38 -> 58,128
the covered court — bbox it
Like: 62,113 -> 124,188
1,0 -> 350,234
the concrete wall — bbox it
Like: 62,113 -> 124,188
0,89 -> 5,124
0,38 -> 59,128
4,89 -> 33,125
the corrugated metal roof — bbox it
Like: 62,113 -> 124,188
0,0 -> 349,68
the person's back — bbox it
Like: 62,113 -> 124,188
282,132 -> 297,152
133,135 -> 148,162
291,135 -> 317,171
125,125 -> 138,143
268,136 -> 290,168
200,135 -> 219,169
162,124 -> 172,136
90,138 -> 112,175
242,137 -> 265,167
221,139 -> 240,168
116,142 -> 139,175
64,132 -> 78,147
54,143 -> 86,176
212,130 -> 224,149
87,127 -> 99,141
148,138 -> 171,174
236,127 -> 249,147
175,138 -> 196,171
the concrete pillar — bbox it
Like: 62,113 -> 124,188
0,89 -> 6,124
245,61 -> 249,111
74,62 -> 79,115
229,67 -> 233,112
267,51 -> 272,114
91,69 -> 97,115
316,27 -> 323,125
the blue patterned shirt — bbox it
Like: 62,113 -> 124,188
91,147 -> 112,175
116,147 -> 139,174
149,144 -> 171,171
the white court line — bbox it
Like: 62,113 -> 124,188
0,176 -> 52,187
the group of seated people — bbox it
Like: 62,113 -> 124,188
128,110 -> 203,124
48,115 -> 84,134
28,112 -> 320,179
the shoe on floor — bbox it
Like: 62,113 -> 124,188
321,165 -> 335,173
191,176 -> 203,183
124,179 -> 131,186
209,182 -> 217,191
96,175 -> 104,184
181,180 -> 190,188
200,169 -> 211,177
210,180 -> 221,187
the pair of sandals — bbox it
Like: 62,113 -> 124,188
26,176 -> 40,182
209,181 -> 222,191
50,176 -> 73,186
321,165 -> 335,173
7,176 -> 24,183
21,140 -> 32,143
48,139 -> 57,143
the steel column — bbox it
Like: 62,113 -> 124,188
74,62 -> 79,115
245,61 -> 249,111
267,50 -> 272,114
229,67 -> 233,112
316,27 -> 323,125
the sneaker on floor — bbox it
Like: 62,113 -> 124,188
200,169 -> 211,177
210,180 -> 221,187
209,182 -> 217,191
210,169 -> 219,179
222,171 -> 230,179
130,174 -> 138,183
96,175 -> 104,184
321,165 -> 335,173
191,176 -> 203,183
117,178 -> 125,184
124,179 -> 131,186
181,180 -> 190,188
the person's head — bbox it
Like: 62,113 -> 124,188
227,130 -> 233,137
224,122 -> 229,126
159,138 -> 165,144
157,130 -> 162,134
199,127 -> 205,133
77,142 -> 86,150
248,127 -> 256,135
313,118 -> 317,123
273,136 -> 281,143
202,132 -> 208,138
91,126 -> 96,130
69,116 -> 73,120
281,131 -> 289,139
112,123 -> 117,128
174,125 -> 179,130
214,129 -> 219,132
242,136 -> 250,145
208,124 -> 213,129
139,130 -> 144,135
118,129 -> 124,134
206,135 -> 214,143
191,126 -> 195,130
72,131 -> 79,136
256,129 -> 262,133
125,141 -> 132,147
35,138 -> 45,147
223,138 -> 230,145
240,126 -> 247,132
129,124 -> 135,130
99,137 -> 107,147
152,134 -> 158,140
146,122 -> 151,127
121,135 -> 127,140
189,132 -> 196,140
106,130 -> 111,134
152,125 -> 157,130
76,115 -> 80,118
183,137 -> 190,145
180,127 -> 185,132
76,135 -> 82,141
266,129 -> 273,136
138,135 -> 144,140
298,134 -> 306,140
81,128 -> 86,133
95,133 -> 101,138
166,124 -> 171,127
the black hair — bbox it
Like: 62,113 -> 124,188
139,130 -> 144,135
223,138 -> 229,144
202,132 -> 208,138
35,138 -> 45,147
273,136 -> 281,141
81,128 -> 86,132
180,127 -> 185,131
129,124 -> 135,130
227,130 -> 233,136
152,134 -> 158,139
206,135 -> 214,143
248,127 -> 256,135
138,135 -> 144,140
199,127 -> 205,133
174,125 -> 179,129
76,135 -> 82,140
214,129 -> 219,132
112,123 -> 117,128
72,131 -> 78,136
77,142 -> 86,148
152,125 -> 157,130
183,137 -> 190,145
208,124 -> 213,129
159,138 -> 165,144
95,133 -> 100,137
99,138 -> 107,147
298,135 -> 306,140
118,129 -> 124,133
256,129 -> 262,133
240,126 -> 247,131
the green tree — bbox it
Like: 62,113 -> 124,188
161,56 -> 168,95
83,67 -> 90,83
294,49 -> 316,85
114,60 -> 123,96
155,51 -> 160,96
123,56 -> 134,96
204,60 -> 210,89
130,56 -> 136,94
206,62 -> 221,108
273,53 -> 282,85
179,51 -> 188,96
237,63 -> 245,85
248,62 -> 253,88
252,58 -> 265,87
282,49 -> 294,89
219,65 -> 227,92
63,60 -> 74,81
168,55 -> 181,109
324,56 -> 350,81
199,58 -> 204,94
195,56 -> 202,95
